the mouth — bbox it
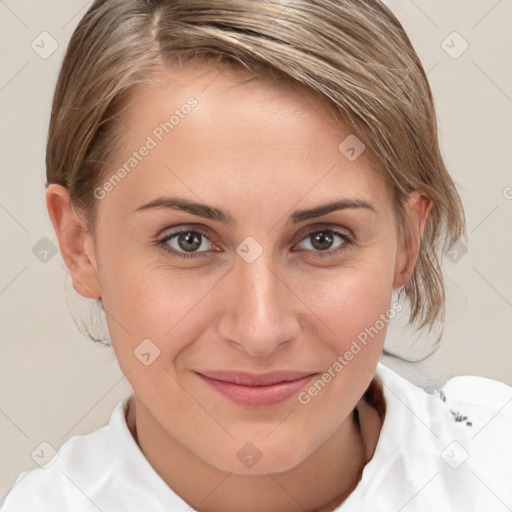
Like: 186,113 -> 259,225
195,370 -> 318,408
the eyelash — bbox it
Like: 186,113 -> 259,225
157,226 -> 354,260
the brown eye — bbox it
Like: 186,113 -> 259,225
176,231 -> 203,252
295,229 -> 352,256
310,231 -> 336,250
158,229 -> 216,259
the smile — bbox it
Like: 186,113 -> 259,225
195,371 -> 318,408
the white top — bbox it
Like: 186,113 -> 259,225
1,362 -> 511,511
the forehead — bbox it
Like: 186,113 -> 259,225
100,64 -> 390,218
121,64 -> 345,144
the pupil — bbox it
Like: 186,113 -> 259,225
178,232 -> 202,252
312,231 -> 334,250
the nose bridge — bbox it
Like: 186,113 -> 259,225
217,250 -> 299,355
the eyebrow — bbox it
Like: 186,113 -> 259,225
131,196 -> 376,224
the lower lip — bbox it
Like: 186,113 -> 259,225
197,373 -> 316,408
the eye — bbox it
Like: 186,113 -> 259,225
294,228 -> 352,256
158,228 -> 219,259
157,226 -> 353,260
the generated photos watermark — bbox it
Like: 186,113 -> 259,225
298,302 -> 403,405
93,97 -> 198,200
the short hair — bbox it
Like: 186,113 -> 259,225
46,0 -> 466,339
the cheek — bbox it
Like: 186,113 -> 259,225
302,250 -> 395,347
96,244 -> 236,385
99,266 -> 210,409
294,252 -> 395,416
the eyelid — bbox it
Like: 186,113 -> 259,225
291,226 -> 354,256
157,225 -> 220,259
158,224 -> 213,241
292,222 -> 354,244
157,223 -> 355,260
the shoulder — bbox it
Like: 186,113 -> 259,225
378,362 -> 512,430
0,404 -> 116,512
440,371 -> 512,422
344,363 -> 512,511
376,363 -> 512,427
0,396 -> 186,512
377,362 -> 512,460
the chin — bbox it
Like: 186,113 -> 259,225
204,437 -> 313,476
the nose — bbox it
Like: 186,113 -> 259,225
216,252 -> 301,356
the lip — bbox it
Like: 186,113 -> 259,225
195,370 -> 317,408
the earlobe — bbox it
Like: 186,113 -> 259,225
45,184 -> 101,299
393,192 -> 432,291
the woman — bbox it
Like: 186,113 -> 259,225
2,0 -> 510,510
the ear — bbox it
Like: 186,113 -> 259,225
393,192 -> 432,291
46,184 -> 101,299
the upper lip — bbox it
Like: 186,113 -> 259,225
196,370 -> 317,386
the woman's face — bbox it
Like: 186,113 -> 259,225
85,64 -> 417,474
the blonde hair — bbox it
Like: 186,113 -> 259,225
46,0 -> 465,338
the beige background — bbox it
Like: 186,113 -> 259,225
1,0 -> 511,500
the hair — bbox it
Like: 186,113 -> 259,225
46,0 -> 466,342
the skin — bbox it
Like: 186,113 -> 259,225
47,64 -> 431,512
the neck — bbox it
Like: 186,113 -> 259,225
125,385 -> 383,512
